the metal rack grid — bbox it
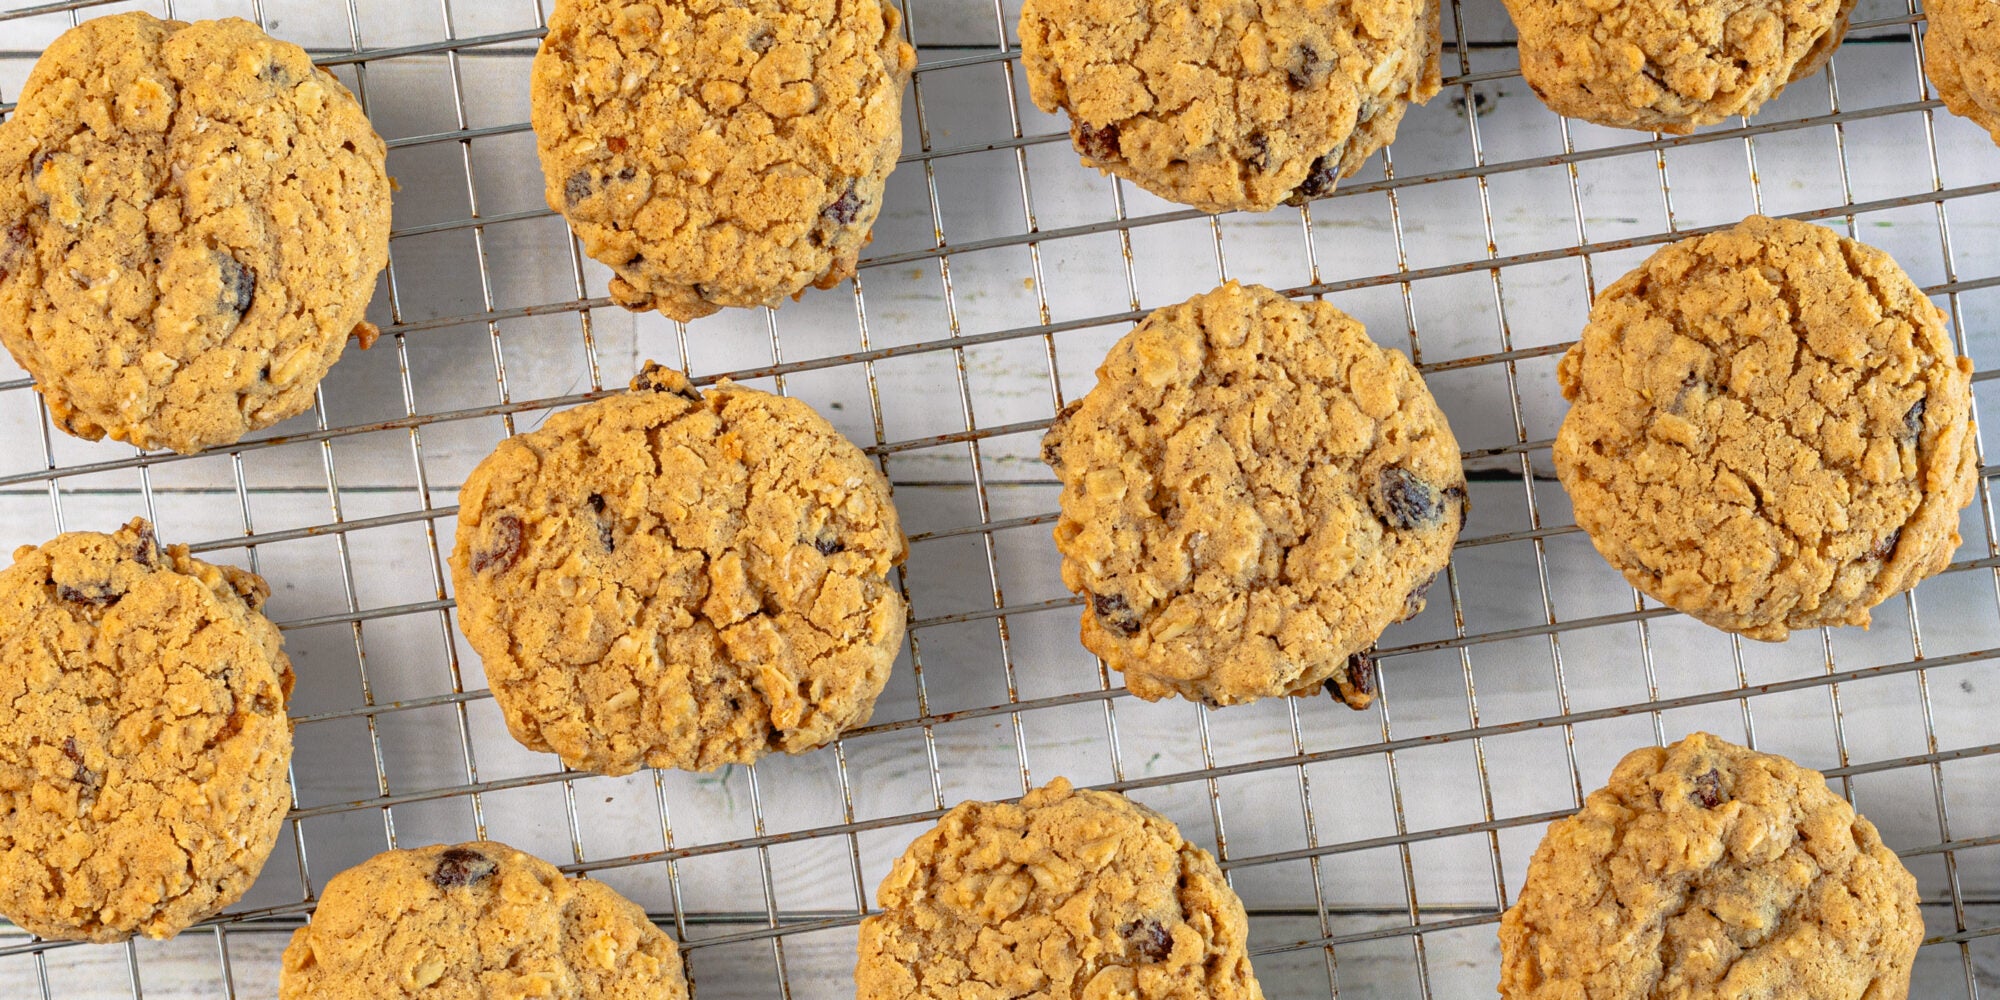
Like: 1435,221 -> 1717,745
2,0 -> 1999,996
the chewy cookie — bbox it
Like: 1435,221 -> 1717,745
1554,215 -> 1977,640
531,0 -> 916,322
1042,282 -> 1465,708
1019,0 -> 1441,213
0,13 -> 391,454
857,777 -> 1264,1000
450,364 -> 906,776
1924,0 -> 2000,145
1499,733 -> 1923,999
280,841 -> 686,999
0,518 -> 293,942
1503,0 -> 1854,133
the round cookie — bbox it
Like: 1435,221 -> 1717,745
530,0 -> 916,323
857,777 -> 1264,1000
450,363 -> 907,776
280,840 -> 687,999
1499,733 -> 1923,999
1020,0 -> 1441,214
1502,0 -> 1855,133
0,13 -> 391,454
1553,215 -> 1977,640
1041,282 -> 1466,709
1924,0 -> 2000,145
0,518 -> 294,942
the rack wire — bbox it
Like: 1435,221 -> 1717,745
1,0 -> 1998,996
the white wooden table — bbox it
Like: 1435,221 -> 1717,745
2,0 -> 1998,997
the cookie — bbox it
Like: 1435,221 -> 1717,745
450,363 -> 906,776
279,840 -> 686,998
530,0 -> 916,322
1502,0 -> 1854,133
0,518 -> 293,942
1020,0 -> 1440,213
0,12 -> 391,454
1924,0 -> 2000,145
1554,215 -> 1977,641
857,777 -> 1264,1000
1041,282 -> 1465,709
1499,733 -> 1923,999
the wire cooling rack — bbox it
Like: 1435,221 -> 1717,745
3,0 -> 2000,997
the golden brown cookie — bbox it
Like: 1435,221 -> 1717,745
1019,0 -> 1441,213
1041,282 -> 1465,709
0,12 -> 391,454
1502,0 -> 1855,133
0,518 -> 294,942
1924,0 -> 2000,145
1499,733 -> 1923,999
279,841 -> 686,999
857,777 -> 1264,1000
530,0 -> 916,322
1554,215 -> 1977,640
449,364 -> 907,776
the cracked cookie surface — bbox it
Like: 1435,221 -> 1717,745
0,518 -> 293,942
1503,0 -> 1854,133
1019,0 -> 1440,213
0,12 -> 391,454
857,777 -> 1264,1000
1499,733 -> 1923,999
531,0 -> 916,322
450,364 -> 906,776
1924,0 -> 2000,145
1041,282 -> 1465,708
280,840 -> 687,999
1554,215 -> 1976,640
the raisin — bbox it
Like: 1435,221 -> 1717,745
57,581 -> 116,607
563,170 -> 595,207
1347,650 -> 1378,698
1870,528 -> 1901,561
259,61 -> 292,87
1076,120 -> 1121,162
1288,44 -> 1332,89
216,254 -> 255,317
1288,152 -> 1343,205
62,736 -> 98,805
606,136 -> 629,154
588,493 -> 615,552
472,514 -> 524,575
814,535 -> 845,556
431,847 -> 498,888
1041,401 -> 1082,470
1403,573 -> 1438,620
1121,919 -> 1172,962
632,363 -> 703,401
1370,467 -> 1447,530
132,524 -> 158,567
1904,398 -> 1926,442
0,221 -> 32,284
1247,132 -> 1272,173
823,186 -> 862,226
1692,768 -> 1726,808
1091,592 -> 1143,635
749,27 -> 774,53
1669,372 -> 1707,413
